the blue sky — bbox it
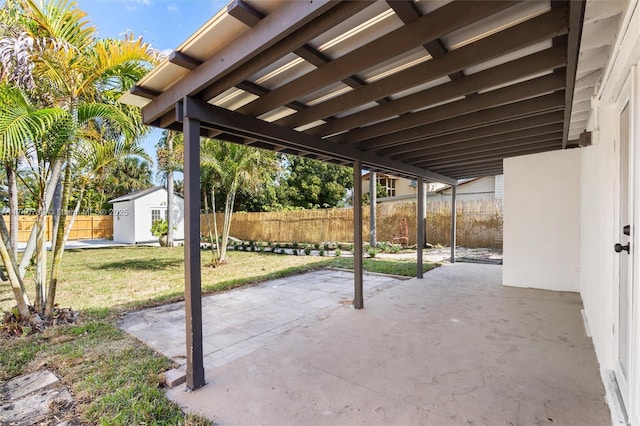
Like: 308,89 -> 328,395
78,0 -> 230,180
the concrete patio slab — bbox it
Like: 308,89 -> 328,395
119,269 -> 404,371
152,263 -> 610,425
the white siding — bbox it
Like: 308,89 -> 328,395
430,176 -> 497,201
494,174 -> 504,199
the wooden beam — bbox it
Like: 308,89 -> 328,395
197,1 -> 374,103
358,93 -> 565,150
414,135 -> 562,165
353,160 -> 364,309
387,0 -> 466,81
183,97 -> 457,184
562,0 -> 586,148
142,0 -> 340,123
275,7 -> 568,130
227,0 -> 263,26
130,85 -> 160,99
309,46 -> 567,137
238,1 -> 517,117
169,51 -> 202,70
428,144 -> 562,170
182,110 -> 205,390
335,73 -> 566,144
228,1 -> 383,102
383,112 -> 565,158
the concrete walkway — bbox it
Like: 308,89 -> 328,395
121,263 -> 610,425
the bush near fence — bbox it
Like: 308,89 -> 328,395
3,215 -> 113,242
200,199 -> 503,249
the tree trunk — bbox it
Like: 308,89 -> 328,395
219,186 -> 236,263
6,162 -> 18,259
45,141 -> 74,316
0,233 -> 30,320
18,158 -> 63,279
166,134 -> 174,247
0,214 -> 30,308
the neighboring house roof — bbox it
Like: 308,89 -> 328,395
435,178 -> 480,194
109,186 -> 184,203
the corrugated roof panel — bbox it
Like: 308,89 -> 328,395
442,1 -> 550,51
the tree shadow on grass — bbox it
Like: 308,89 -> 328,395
90,258 -> 183,271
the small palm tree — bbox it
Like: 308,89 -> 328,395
201,139 -> 278,265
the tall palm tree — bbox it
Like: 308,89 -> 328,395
156,130 -> 183,247
0,0 -> 156,318
201,139 -> 278,264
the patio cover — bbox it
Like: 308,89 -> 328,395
120,0 -> 587,390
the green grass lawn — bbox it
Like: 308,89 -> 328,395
0,247 -> 438,424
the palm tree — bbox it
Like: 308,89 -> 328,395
105,157 -> 152,199
156,130 -> 184,247
0,0 -> 156,318
201,139 -> 278,265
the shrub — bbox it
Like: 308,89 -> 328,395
335,248 -> 341,257
368,247 -> 377,258
319,248 -> 325,257
314,243 -> 320,250
304,247 -> 311,255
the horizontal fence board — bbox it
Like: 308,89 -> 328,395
2,215 -> 113,242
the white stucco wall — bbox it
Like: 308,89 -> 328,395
503,148 -> 582,292
578,1 -> 640,421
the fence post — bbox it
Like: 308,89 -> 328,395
451,186 -> 457,263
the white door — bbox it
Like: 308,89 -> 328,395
615,100 -> 633,410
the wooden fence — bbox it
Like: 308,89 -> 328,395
4,215 -> 113,242
201,199 -> 503,249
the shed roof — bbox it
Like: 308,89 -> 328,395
109,186 -> 183,203
120,0 -> 626,183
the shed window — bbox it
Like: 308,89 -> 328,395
151,209 -> 167,224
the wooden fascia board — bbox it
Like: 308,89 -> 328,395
141,0 -> 337,124
275,7 -> 569,130
310,45 -> 567,137
335,73 -> 566,144
384,111 -> 565,158
182,97 -> 457,184
238,1 -> 517,117
562,0 -> 587,148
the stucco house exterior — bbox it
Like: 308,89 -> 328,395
109,186 -> 185,244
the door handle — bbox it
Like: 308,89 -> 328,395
615,243 -> 630,253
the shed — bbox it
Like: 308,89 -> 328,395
109,186 -> 185,244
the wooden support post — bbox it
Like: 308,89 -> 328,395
417,177 -> 425,278
451,185 -> 457,263
353,160 -> 364,309
369,171 -> 377,247
183,99 -> 205,390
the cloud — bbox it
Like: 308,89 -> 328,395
167,4 -> 179,12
